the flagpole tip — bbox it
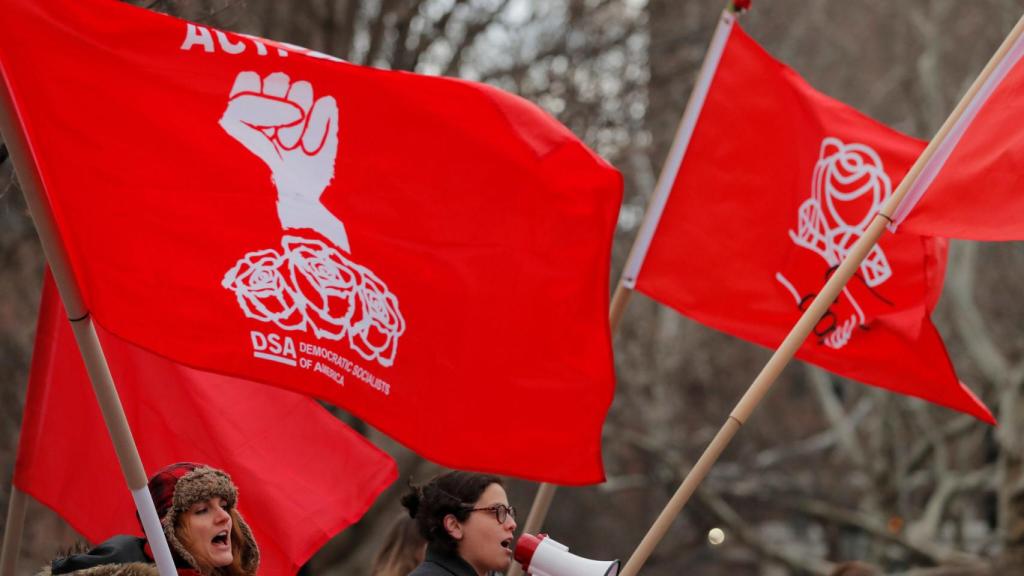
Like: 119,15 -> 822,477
728,0 -> 752,14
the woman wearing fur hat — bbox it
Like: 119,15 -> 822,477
39,462 -> 259,576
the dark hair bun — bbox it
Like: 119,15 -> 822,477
400,489 -> 421,518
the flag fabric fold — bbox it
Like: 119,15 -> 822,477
627,17 -> 993,423
0,0 -> 622,483
891,27 -> 1024,240
16,274 -> 398,575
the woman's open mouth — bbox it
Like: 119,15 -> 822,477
501,539 -> 513,555
212,530 -> 230,549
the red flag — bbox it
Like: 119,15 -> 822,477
15,274 -> 397,575
625,15 -> 993,423
0,0 -> 621,483
891,29 -> 1024,240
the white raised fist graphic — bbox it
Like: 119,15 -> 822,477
220,71 -> 349,251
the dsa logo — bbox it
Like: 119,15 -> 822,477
250,330 -> 297,366
219,71 -> 406,367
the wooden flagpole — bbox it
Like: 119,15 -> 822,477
0,487 -> 27,576
618,11 -> 1024,576
0,73 -> 178,576
507,8 -> 739,574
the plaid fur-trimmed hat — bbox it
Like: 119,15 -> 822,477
146,463 -> 259,575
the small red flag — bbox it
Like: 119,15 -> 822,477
0,0 -> 621,483
626,17 -> 993,423
15,275 -> 397,575
891,30 -> 1024,240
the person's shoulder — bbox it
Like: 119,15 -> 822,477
408,561 -> 449,576
36,562 -> 159,576
92,536 -> 147,554
47,536 -> 151,576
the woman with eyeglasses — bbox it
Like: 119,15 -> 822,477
402,470 -> 517,576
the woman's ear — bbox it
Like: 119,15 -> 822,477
443,514 -> 464,541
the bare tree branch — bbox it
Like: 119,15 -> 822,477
752,396 -> 872,469
402,0 -> 471,72
909,467 -> 992,543
782,495 -> 986,566
388,0 -> 426,71
441,0 -> 512,77
695,490 -> 835,575
364,0 -> 399,66
903,414 -> 977,476
947,241 -> 1011,383
808,366 -> 867,466
333,0 -> 362,60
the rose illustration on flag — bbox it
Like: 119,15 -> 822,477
219,71 -> 406,367
285,236 -> 364,339
221,248 -> 305,329
348,273 -> 405,365
777,137 -> 894,350
223,236 -> 406,367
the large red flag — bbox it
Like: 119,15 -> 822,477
16,275 -> 398,574
0,0 -> 621,483
625,15 -> 992,422
891,27 -> 1024,240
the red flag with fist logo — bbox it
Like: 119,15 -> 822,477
0,0 -> 621,483
625,18 -> 992,422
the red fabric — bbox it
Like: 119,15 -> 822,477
15,275 -> 398,575
0,0 -> 621,483
897,52 -> 1024,240
633,23 -> 993,423
147,462 -> 206,519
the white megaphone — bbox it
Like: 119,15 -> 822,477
514,533 -> 620,576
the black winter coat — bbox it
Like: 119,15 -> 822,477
36,535 -> 200,576
408,545 -> 488,576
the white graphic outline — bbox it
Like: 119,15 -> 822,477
220,71 -> 405,367
777,137 -> 893,350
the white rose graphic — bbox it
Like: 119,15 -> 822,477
224,235 -> 406,367
222,249 -> 305,330
792,137 -> 893,287
283,236 -> 363,340
349,273 -> 406,367
778,137 -> 896,350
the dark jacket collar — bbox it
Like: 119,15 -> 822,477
51,536 -> 150,574
49,535 -> 199,576
421,544 -> 481,576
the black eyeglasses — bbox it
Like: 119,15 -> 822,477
466,504 -> 515,524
